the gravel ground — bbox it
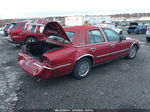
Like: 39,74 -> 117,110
0,37 -> 22,112
0,28 -> 150,111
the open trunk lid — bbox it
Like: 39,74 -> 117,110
43,22 -> 71,44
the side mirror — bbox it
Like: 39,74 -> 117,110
120,35 -> 126,40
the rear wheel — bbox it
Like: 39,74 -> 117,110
126,45 -> 138,59
73,58 -> 91,79
146,37 -> 150,42
25,37 -> 37,44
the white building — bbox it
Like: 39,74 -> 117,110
65,15 -> 111,26
65,15 -> 83,26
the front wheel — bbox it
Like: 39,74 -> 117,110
126,45 -> 138,59
72,58 -> 91,79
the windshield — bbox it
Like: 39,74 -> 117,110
47,31 -> 75,43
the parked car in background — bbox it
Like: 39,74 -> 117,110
99,24 -> 122,35
6,22 -> 27,44
18,22 -> 140,79
146,26 -> 150,42
0,26 -> 4,35
127,22 -> 147,34
7,22 -> 47,44
3,24 -> 11,36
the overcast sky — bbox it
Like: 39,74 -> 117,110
0,0 -> 150,19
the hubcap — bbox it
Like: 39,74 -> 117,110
129,46 -> 137,58
78,61 -> 90,77
27,38 -> 36,43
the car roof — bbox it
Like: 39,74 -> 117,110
64,25 -> 99,31
11,21 -> 26,24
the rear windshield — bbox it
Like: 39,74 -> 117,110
47,31 -> 75,43
5,24 -> 11,29
65,31 -> 75,41
9,23 -> 17,29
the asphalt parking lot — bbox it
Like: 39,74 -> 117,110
0,27 -> 150,111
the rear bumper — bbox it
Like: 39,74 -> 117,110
127,29 -> 136,33
18,53 -> 51,78
18,53 -> 73,78
6,36 -> 23,44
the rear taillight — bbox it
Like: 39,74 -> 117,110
18,53 -> 23,61
11,30 -> 21,35
147,28 -> 150,31
42,57 -> 51,65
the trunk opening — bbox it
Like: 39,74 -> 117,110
129,27 -> 137,30
23,41 -> 64,60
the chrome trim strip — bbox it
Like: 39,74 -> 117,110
86,42 -> 108,46
72,45 -> 87,47
43,63 -> 71,70
96,48 -> 129,58
72,42 -> 108,47
77,54 -> 94,61
33,63 -> 42,69
130,42 -> 138,50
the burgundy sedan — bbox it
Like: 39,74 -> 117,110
18,22 -> 140,79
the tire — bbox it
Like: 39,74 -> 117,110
128,32 -> 130,34
25,37 -> 37,44
72,58 -> 91,79
126,45 -> 138,59
146,37 -> 150,42
120,31 -> 122,35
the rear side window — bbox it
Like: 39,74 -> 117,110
27,25 -> 36,32
21,23 -> 25,29
30,25 -> 36,32
88,30 -> 105,44
39,26 -> 44,33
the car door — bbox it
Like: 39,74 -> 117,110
86,29 -> 112,64
102,28 -> 129,59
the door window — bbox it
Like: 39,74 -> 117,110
89,30 -> 105,44
103,29 -> 121,42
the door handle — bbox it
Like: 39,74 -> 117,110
111,44 -> 116,48
91,48 -> 96,51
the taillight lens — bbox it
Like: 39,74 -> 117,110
11,30 -> 21,35
147,28 -> 150,31
42,57 -> 51,65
